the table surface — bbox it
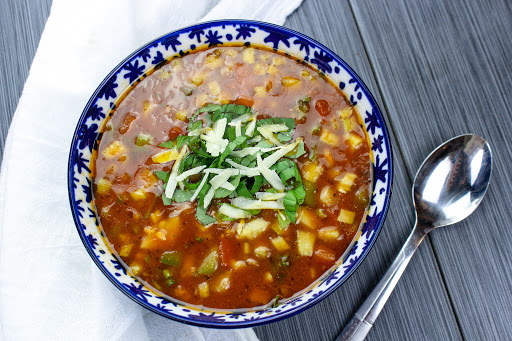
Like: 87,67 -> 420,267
2,0 -> 511,340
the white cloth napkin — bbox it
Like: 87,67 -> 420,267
0,0 -> 303,339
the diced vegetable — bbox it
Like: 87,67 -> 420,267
198,282 -> 209,298
214,274 -> 231,292
102,141 -> 126,159
238,218 -> 270,239
319,186 -> 336,206
135,133 -> 152,146
297,207 -> 318,229
318,226 -> 340,241
320,129 -> 338,146
254,246 -> 271,258
243,242 -> 251,254
161,251 -> 182,267
337,106 -> 353,119
338,209 -> 356,224
208,81 -> 221,95
197,250 -> 219,275
303,180 -> 317,207
130,264 -> 142,276
176,110 -> 188,121
301,161 -> 324,183
271,236 -> 290,251
151,149 -> 180,163
264,272 -> 273,282
315,248 -> 336,262
119,244 -> 133,257
337,173 -> 357,193
347,132 -> 363,149
281,77 -> 301,87
243,47 -> 255,63
297,231 -> 315,256
130,188 -> 147,200
96,178 -> 111,195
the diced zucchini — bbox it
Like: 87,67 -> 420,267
318,226 -> 340,241
102,141 -> 126,159
347,132 -> 363,149
198,282 -> 209,298
338,209 -> 356,224
197,250 -> 219,275
130,188 -> 147,200
243,47 -> 255,63
337,173 -> 357,193
320,129 -> 339,146
135,133 -> 152,146
271,236 -> 290,251
297,231 -> 315,257
96,178 -> 111,195
160,251 -> 181,267
297,207 -> 318,229
151,149 -> 179,163
320,186 -> 336,206
301,161 -> 324,183
162,269 -> 172,279
281,77 -> 301,87
304,180 -> 317,207
254,246 -> 271,258
119,244 -> 133,257
237,218 -> 270,239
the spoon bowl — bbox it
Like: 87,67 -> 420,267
414,134 -> 492,228
338,134 -> 492,341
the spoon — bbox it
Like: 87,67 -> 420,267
337,134 -> 492,341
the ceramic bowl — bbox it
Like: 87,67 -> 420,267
68,20 -> 392,328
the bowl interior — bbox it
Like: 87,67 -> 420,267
68,20 -> 392,328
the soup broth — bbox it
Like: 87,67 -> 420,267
93,46 -> 371,309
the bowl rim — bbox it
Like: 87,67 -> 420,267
68,19 -> 393,328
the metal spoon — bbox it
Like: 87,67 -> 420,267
337,134 -> 492,341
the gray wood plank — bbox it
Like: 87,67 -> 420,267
255,1 -> 461,340
351,0 -> 512,339
0,0 -> 52,165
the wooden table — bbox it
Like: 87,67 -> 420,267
2,1 -> 511,340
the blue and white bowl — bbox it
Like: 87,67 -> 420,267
68,20 -> 393,328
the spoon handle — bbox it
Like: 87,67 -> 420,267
336,221 -> 429,341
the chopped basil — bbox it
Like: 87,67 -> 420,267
154,103 -> 307,225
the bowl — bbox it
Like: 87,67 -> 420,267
68,20 -> 392,328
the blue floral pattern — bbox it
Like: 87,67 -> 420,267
68,20 -> 392,329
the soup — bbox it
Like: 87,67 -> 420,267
93,46 -> 371,309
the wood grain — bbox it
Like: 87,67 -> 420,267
351,0 -> 512,339
0,0 -> 52,165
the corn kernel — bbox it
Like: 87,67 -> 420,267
190,73 -> 204,86
198,282 -> 209,298
337,107 -> 353,119
176,110 -> 188,121
264,272 -> 273,282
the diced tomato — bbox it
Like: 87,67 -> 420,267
315,99 -> 331,116
219,237 -> 236,267
168,126 -> 183,140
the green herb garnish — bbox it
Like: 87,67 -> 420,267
155,104 -> 306,225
